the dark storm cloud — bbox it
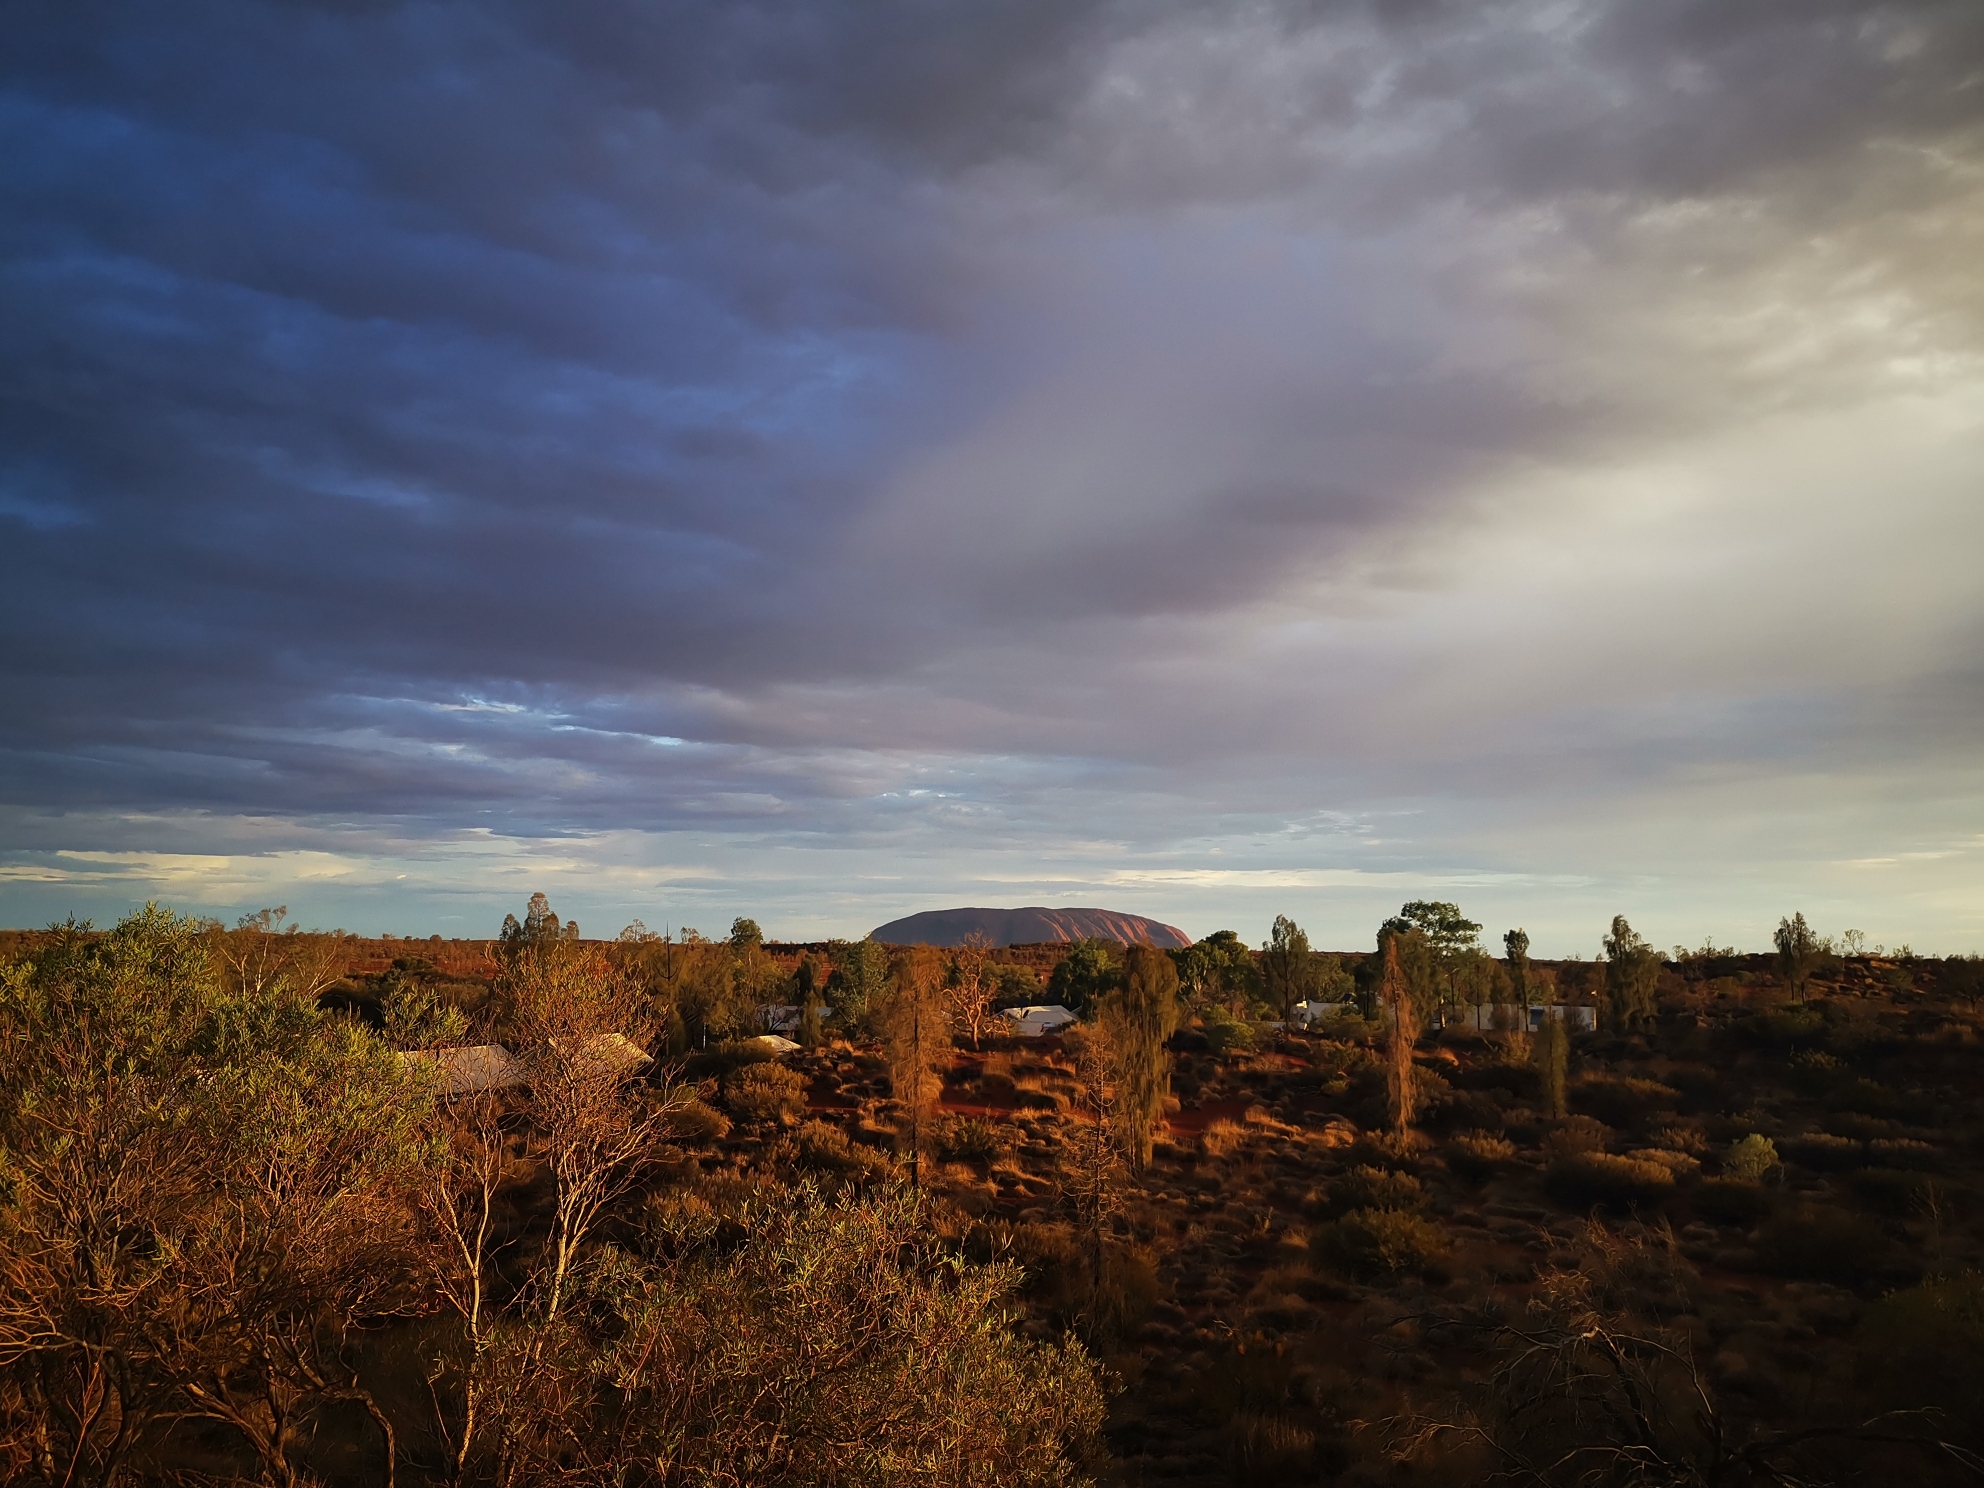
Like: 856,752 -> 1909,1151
2,0 -> 1981,943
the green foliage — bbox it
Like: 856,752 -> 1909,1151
1723,1133 -> 1779,1182
1601,915 -> 1662,1031
499,890 -> 578,962
1260,914 -> 1317,1020
825,937 -> 891,1031
1382,901 -> 1481,1019
1774,911 -> 1819,1000
1175,929 -> 1261,1014
1047,938 -> 1121,1012
1503,927 -> 1532,1003
1201,1002 -> 1257,1054
729,916 -> 765,949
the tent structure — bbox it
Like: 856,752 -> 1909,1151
1001,1004 -> 1078,1037
742,1033 -> 802,1054
402,1043 -> 526,1096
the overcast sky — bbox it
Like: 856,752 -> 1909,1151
3,1 -> 1981,955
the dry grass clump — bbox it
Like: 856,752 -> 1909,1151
1447,1129 -> 1517,1179
937,1114 -> 1008,1163
1202,1119 -> 1246,1159
1318,1205 -> 1447,1279
1324,1165 -> 1425,1218
670,1096 -> 733,1144
726,1062 -> 809,1126
1543,1114 -> 1613,1157
1574,1074 -> 1682,1126
790,1119 -> 890,1182
1546,1151 -> 1678,1208
1692,1177 -> 1775,1226
1627,1147 -> 1701,1178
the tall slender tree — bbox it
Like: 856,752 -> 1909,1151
1774,912 -> 1820,1002
1095,945 -> 1182,1174
1381,937 -> 1421,1139
1503,927 -> 1532,1005
882,946 -> 950,1189
1602,915 -> 1661,1031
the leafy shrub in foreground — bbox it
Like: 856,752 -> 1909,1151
937,1114 -> 1008,1163
1447,1129 -> 1517,1180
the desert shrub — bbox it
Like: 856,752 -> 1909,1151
726,1061 -> 809,1125
1722,1134 -> 1779,1182
1202,1005 -> 1257,1054
1755,1205 -> 1887,1283
1447,1129 -> 1517,1180
1321,1206 -> 1447,1278
937,1114 -> 1008,1163
1784,1132 -> 1861,1172
1626,1147 -> 1700,1178
671,1096 -> 733,1144
1574,1075 -> 1681,1127
1866,1136 -> 1943,1171
793,1120 -> 890,1181
1543,1114 -> 1613,1158
1325,1165 -> 1424,1217
1788,1047 -> 1845,1093
1648,1124 -> 1708,1155
1202,1119 -> 1246,1159
1546,1152 -> 1677,1208
1846,1167 -> 1938,1217
1693,1178 -> 1774,1226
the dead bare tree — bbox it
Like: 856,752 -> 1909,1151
945,931 -> 997,1051
1381,936 -> 1421,1140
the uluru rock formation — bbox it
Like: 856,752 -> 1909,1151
869,906 -> 1191,950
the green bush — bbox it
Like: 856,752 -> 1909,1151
1322,1206 -> 1447,1279
1201,1005 -> 1257,1054
726,1061 -> 809,1125
1723,1133 -> 1779,1182
1755,1205 -> 1888,1283
1546,1152 -> 1676,1208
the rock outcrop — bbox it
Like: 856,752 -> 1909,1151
869,906 -> 1190,949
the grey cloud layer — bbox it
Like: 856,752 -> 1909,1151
2,0 -> 1981,943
